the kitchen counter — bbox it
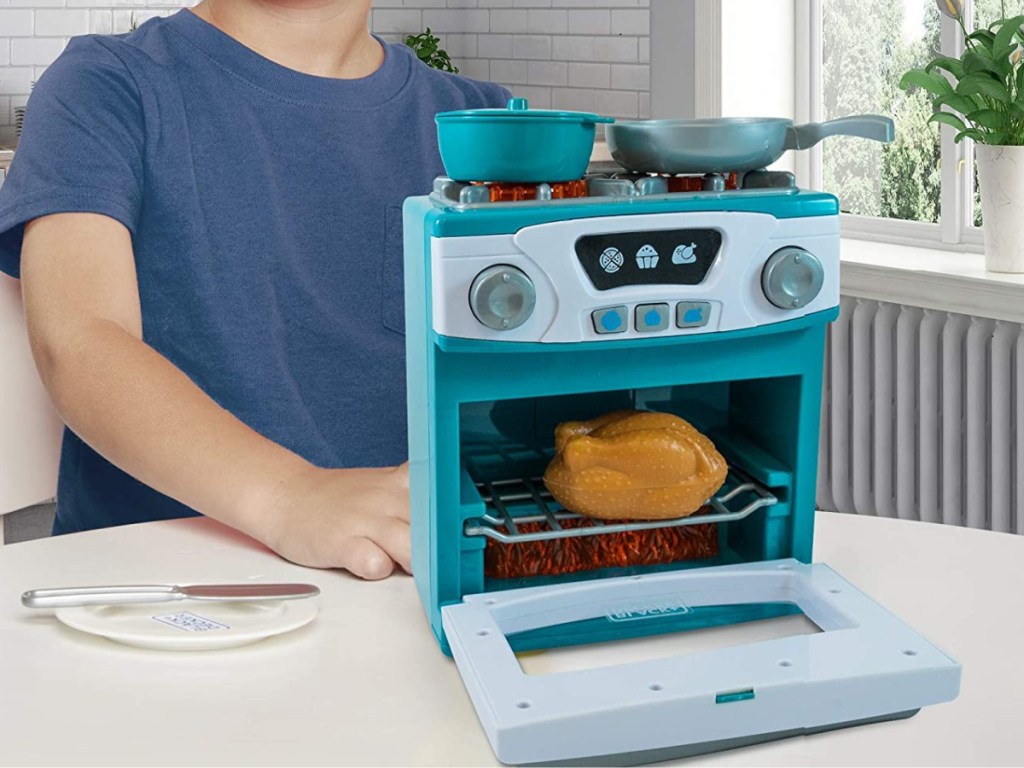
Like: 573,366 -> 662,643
1,512 -> 1021,767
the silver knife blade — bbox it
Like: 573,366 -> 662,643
179,583 -> 320,601
22,582 -> 320,609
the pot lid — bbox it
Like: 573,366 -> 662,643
436,97 -> 614,123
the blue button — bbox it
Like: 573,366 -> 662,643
635,303 -> 669,333
676,301 -> 712,328
592,306 -> 627,334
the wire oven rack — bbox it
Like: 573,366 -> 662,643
464,467 -> 778,544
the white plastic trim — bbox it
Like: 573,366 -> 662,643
442,559 -> 961,766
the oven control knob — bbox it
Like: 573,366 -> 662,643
761,247 -> 824,310
469,265 -> 536,331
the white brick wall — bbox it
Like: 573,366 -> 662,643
0,0 -> 649,144
383,0 -> 650,117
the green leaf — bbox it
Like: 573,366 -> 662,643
956,72 -> 1010,101
994,16 -> 1024,56
934,91 -> 981,115
926,55 -> 966,79
929,111 -> 968,132
955,127 -> 987,143
964,50 -> 1001,75
967,28 -> 997,50
966,108 -> 1007,129
900,69 -> 953,96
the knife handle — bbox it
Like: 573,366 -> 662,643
21,585 -> 180,609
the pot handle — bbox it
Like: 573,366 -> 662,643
784,115 -> 895,151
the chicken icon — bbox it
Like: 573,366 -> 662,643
672,243 -> 698,265
635,244 -> 659,269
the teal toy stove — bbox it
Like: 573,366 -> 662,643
403,173 -> 960,766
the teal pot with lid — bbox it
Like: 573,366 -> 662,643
435,97 -> 615,183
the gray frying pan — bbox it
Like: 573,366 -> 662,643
605,115 -> 895,175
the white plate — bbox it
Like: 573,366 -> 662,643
54,598 -> 319,651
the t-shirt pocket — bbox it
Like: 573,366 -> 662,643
381,205 -> 405,335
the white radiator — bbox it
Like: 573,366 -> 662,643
818,296 -> 1023,534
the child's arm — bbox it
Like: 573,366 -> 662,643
20,212 -> 410,579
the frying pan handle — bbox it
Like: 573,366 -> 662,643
784,115 -> 895,151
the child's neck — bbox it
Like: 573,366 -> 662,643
190,0 -> 382,80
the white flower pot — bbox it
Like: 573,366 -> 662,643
976,144 -> 1024,273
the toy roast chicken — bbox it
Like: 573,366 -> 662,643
544,410 -> 728,520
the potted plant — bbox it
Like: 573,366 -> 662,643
901,0 -> 1024,272
405,28 -> 459,74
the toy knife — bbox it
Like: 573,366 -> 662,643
21,583 -> 320,609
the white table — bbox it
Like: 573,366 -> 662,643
1,513 -> 1021,767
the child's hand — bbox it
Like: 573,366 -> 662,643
261,463 -> 411,580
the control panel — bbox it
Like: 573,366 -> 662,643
430,210 -> 840,343
574,228 -> 722,290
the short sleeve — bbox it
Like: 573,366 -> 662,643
0,37 -> 144,279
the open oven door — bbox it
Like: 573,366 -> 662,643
441,559 -> 960,766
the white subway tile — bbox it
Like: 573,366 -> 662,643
478,0 -> 514,6
0,9 -> 32,36
15,0 -> 63,7
554,0 -> 637,5
489,58 -> 527,84
568,62 -> 609,88
369,0 -> 404,7
551,86 -> 596,112
423,9 -> 488,32
527,59 -> 566,86
489,9 -> 527,33
552,35 -> 593,62
11,36 -> 64,65
568,9 -> 609,34
610,8 -> 647,35
446,0 -> 479,7
477,33 -> 512,58
411,0 -> 447,7
372,9 -> 422,34
444,32 -> 477,57
34,9 -> 90,37
457,57 -> 489,79
89,10 -> 113,34
511,34 -> 550,59
594,89 -> 637,118
111,9 -> 165,32
0,39 -> 8,66
513,0 -> 551,6
65,0 -> 145,6
610,63 -> 648,90
511,85 -> 551,108
638,35 -> 648,63
593,35 -> 636,62
528,9 -> 566,33
639,90 -> 650,119
0,66 -> 33,93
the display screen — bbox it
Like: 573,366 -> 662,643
575,228 -> 722,291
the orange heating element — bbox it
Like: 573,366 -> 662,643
477,179 -> 589,202
484,516 -> 718,579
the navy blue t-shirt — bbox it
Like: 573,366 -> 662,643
0,10 -> 508,535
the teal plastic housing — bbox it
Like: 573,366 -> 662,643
404,193 -> 839,655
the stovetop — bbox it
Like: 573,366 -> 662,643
431,167 -> 799,210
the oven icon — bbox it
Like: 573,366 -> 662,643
635,244 -> 659,269
672,243 -> 698,264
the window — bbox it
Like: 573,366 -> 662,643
803,0 -> 1024,248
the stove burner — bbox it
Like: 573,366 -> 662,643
431,168 -> 797,207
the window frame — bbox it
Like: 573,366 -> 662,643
796,0 -> 985,252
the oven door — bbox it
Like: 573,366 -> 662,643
441,559 -> 960,766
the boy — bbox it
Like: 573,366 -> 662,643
0,0 -> 508,578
